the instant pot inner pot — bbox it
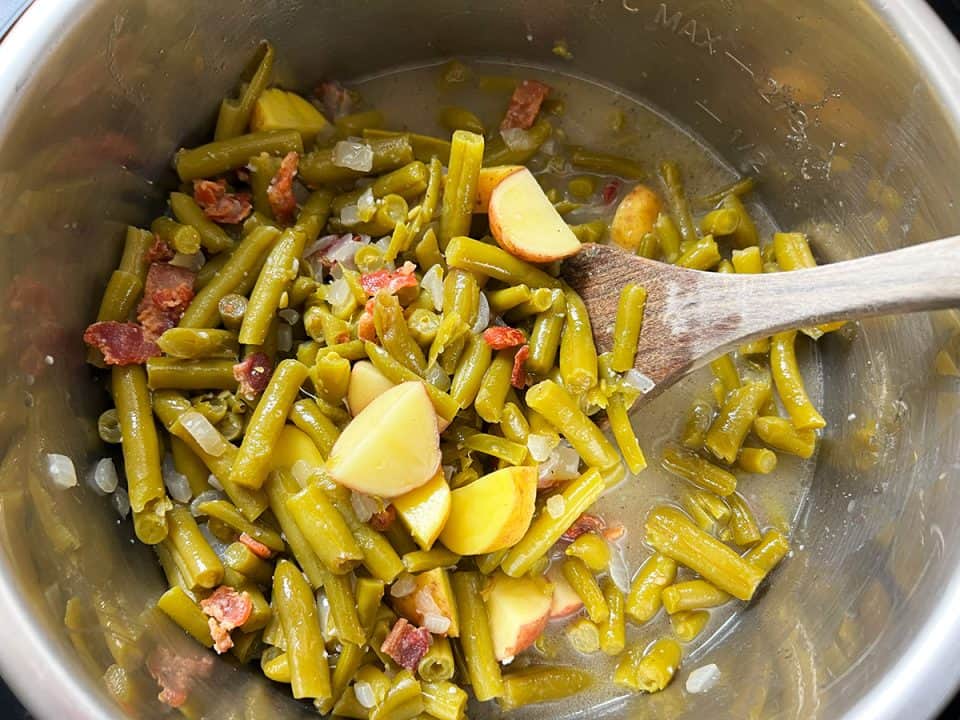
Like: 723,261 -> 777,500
0,1 -> 959,719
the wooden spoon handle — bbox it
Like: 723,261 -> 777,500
729,235 -> 960,343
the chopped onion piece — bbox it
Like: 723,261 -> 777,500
608,544 -> 630,593
179,410 -> 227,457
421,265 -> 444,311
354,682 -> 376,709
199,523 -> 229,560
390,574 -> 417,598
357,187 -> 377,222
686,664 -> 721,694
207,474 -> 224,492
622,368 -> 656,394
162,454 -> 193,503
316,592 -> 337,642
326,277 -> 352,309
190,490 -> 224,517
340,204 -> 361,227
277,324 -> 293,353
425,363 -> 448,389
332,140 -> 374,172
170,252 -> 206,272
538,443 -> 581,486
471,292 -> 491,334
112,487 -> 131,518
526,433 -> 557,463
350,491 -> 378,523
278,308 -> 300,325
442,465 -> 456,483
291,459 -> 315,487
423,613 -> 451,635
46,453 -> 77,489
546,494 -> 566,519
500,127 -> 538,152
92,458 -> 119,494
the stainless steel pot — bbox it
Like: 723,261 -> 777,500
0,1 -> 959,718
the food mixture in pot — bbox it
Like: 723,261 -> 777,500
82,44 -> 829,716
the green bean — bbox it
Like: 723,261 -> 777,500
670,610 -> 710,642
402,547 -> 461,574
498,402 -> 530,446
407,309 -> 441,347
562,557 -> 609,623
215,42 -> 274,140
180,226 -> 279,328
440,130 -> 484,248
334,109 -> 384,135
661,579 -> 730,614
247,153 -> 281,217
753,415 -> 817,458
239,227 -> 306,345
286,482 -> 363,574
699,208 -> 740,236
501,468 -> 604,577
223,541 -> 273,586
439,106 -> 484,135
499,666 -> 592,710
676,234 -> 721,270
97,408 -> 122,444
654,212 -> 683,263
614,638 -> 681,693
744,528 -> 790,574
710,354 -> 741,396
771,330 -> 826,430
445,235 -> 561,289
170,192 -> 235,254
451,571 -> 503,700
194,499 -> 285,552
705,381 -> 771,464
570,147 -> 644,179
112,366 -> 167,544
661,444 -> 737,496
170,435 -> 212,497
288,399 -> 341,457
727,492 -> 762,546
625,553 -> 677,623
175,130 -> 303,182
364,342 -> 459,423
231,359 -> 309,490
483,119 -> 552,165
333,163 -> 429,215
526,291 -> 566,378
659,161 -> 697,244
151,216 -> 200,255
300,135 -> 414,186
504,287 -> 559,322
306,352 -> 349,406
737,447 -> 778,474
273,559 -> 332,701
697,176 -> 756,207
265,471 -> 325,588
421,679 -> 467,720
145,358 -> 238,391
157,328 -> 238,360
558,286 -> 598,394
166,506 -> 224,588
681,401 -> 713,450
645,506 -> 764,601
449,334 -> 493,410
607,393 -> 647,474
610,283 -> 647,373
474,349 -> 514,423
374,293 -> 427,375
599,579 -> 626,655
416,228 -> 445,271
156,586 -> 211,646
94,271 -> 141,325
412,156 -> 444,237
363,127 -> 452,165
721,193 -> 760,249
487,285 -> 532,315
525,381 -> 619,469
370,670 -> 424,720
325,488 -> 405,583
463,432 -> 528,466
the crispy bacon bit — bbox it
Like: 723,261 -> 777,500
200,585 -> 253,654
602,523 -> 626,542
357,298 -> 378,343
561,513 -> 607,542
483,326 -> 526,350
267,151 -> 300,225
380,618 -> 432,672
193,179 -> 253,224
238,532 -> 272,559
83,321 -> 160,365
317,80 -> 352,119
137,263 -> 196,338
511,345 -> 530,389
360,262 -> 419,297
145,236 -> 175,264
501,79 -> 551,131
233,352 -> 273,399
146,646 -> 214,708
601,179 -> 623,205
370,505 -> 396,532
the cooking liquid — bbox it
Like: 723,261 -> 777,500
351,60 -> 822,715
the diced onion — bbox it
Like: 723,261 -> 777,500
471,292 -> 491,334
179,410 -> 227,457
421,265 -> 444,311
357,187 -> 377,222
351,491 -> 378,523
622,368 -> 656,394
278,308 -> 300,325
442,465 -> 456,483
340,204 -> 361,227
199,523 -> 229,560
207,474 -> 224,492
425,363 -> 448,389
332,140 -> 374,172
686,664 -> 721,694
92,458 -> 119,494
170,252 -> 206,272
112,487 -> 131,518
291,460 -> 315,487
162,454 -> 193,503
326,277 -> 352,309
46,453 -> 77,489
526,433 -> 558,463
500,127 -> 538,152
354,682 -> 376,709
608,544 -> 630,593
316,592 -> 336,643
538,443 -> 581,486
390,574 -> 417,598
277,324 -> 293,353
546,494 -> 566,519
423,613 -> 451,635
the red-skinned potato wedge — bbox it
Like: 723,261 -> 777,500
489,167 -> 581,262
484,571 -> 554,661
347,360 -> 395,416
474,165 -> 524,213
327,381 -> 440,497
610,184 -> 662,251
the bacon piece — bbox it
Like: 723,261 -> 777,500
370,505 -> 396,532
357,298 -> 378,343
501,80 -> 551,131
200,586 -> 253,654
601,179 -> 623,205
602,524 -> 626,542
317,80 -> 352,119
267,151 -> 300,225
561,513 -> 607,542
145,236 -> 175,264
360,262 -> 419,297
137,263 -> 196,339
380,618 -> 432,672
483,326 -> 526,350
238,532 -> 272,559
510,345 -> 530,389
146,646 -> 214,708
233,352 -> 273,399
193,179 -> 253,224
83,321 -> 160,365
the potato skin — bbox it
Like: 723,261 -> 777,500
611,184 -> 663,251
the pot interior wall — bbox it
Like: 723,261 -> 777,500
0,1 -> 958,718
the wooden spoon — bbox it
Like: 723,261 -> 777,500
560,238 -> 960,402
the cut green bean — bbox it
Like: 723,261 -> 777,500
170,192 -> 236,254
273,559 -> 331,701
145,358 -> 239,391
176,130 -> 303,182
445,236 -> 561,289
499,665 -> 592,711
661,444 -> 737,496
215,42 -> 274,141
558,286 -> 598,394
451,571 -> 503,701
611,283 -> 647,373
